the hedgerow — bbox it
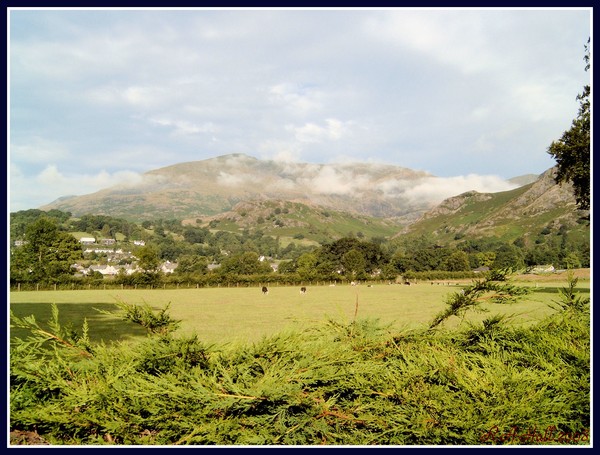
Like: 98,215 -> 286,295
9,274 -> 590,446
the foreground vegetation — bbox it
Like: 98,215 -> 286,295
9,273 -> 590,446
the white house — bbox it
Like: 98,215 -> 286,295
529,264 -> 555,274
161,261 -> 178,274
80,237 -> 96,244
88,265 -> 120,276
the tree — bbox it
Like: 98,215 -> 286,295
175,254 -> 208,275
296,253 -> 318,281
136,245 -> 161,272
219,252 -> 272,275
11,217 -> 83,283
492,244 -> 525,271
183,227 -> 208,244
342,249 -> 366,280
547,39 -> 590,211
473,251 -> 496,269
101,223 -> 111,239
443,250 -> 470,271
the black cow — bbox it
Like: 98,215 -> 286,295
300,286 -> 307,294
262,286 -> 269,294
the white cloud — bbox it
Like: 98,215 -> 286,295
298,166 -> 372,195
363,10 -> 495,74
288,118 -> 351,143
400,174 -> 518,205
150,117 -> 218,136
216,171 -> 255,187
35,165 -> 145,189
257,143 -> 304,164
86,84 -> 173,109
36,164 -> 65,185
10,139 -> 70,164
268,83 -> 323,115
10,164 -> 147,211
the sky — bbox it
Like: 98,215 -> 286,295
8,7 -> 591,212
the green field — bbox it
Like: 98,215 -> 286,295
10,276 -> 589,346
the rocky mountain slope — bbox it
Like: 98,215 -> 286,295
400,167 -> 589,245
39,154 -> 585,247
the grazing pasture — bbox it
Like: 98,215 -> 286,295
9,274 -> 588,345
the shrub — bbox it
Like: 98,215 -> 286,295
10,291 -> 589,446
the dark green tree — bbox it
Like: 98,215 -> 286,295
443,250 -> 470,271
296,252 -> 318,281
175,254 -> 208,275
492,244 -> 525,271
219,251 -> 272,276
11,217 -> 82,283
136,244 -> 161,272
547,39 -> 590,211
342,249 -> 366,280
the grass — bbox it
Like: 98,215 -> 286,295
9,274 -> 588,346
9,272 -> 590,446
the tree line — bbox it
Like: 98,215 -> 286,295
9,208 -> 589,289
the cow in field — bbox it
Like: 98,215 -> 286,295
300,286 -> 307,294
262,286 -> 269,294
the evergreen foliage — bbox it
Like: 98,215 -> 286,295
428,269 -> 530,330
96,300 -> 181,336
10,290 -> 589,446
546,270 -> 590,312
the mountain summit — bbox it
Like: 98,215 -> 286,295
40,154 -> 543,224
38,154 -> 436,221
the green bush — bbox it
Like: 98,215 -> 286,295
10,297 -> 590,446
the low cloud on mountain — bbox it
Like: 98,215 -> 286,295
37,154 -> 535,220
393,174 -> 519,206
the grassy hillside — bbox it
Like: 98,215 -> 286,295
189,200 -> 401,243
400,169 -> 590,248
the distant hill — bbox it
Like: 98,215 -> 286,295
40,153 -> 438,222
37,154 -> 588,247
193,199 -> 401,244
399,167 -> 590,247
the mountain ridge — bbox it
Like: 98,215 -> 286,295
400,167 -> 589,245
40,153 -> 528,223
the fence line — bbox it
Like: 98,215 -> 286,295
10,279 -> 398,292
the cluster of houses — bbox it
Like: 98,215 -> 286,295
75,237 -> 178,277
72,261 -> 178,277
13,236 -> 561,278
79,237 -> 146,246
